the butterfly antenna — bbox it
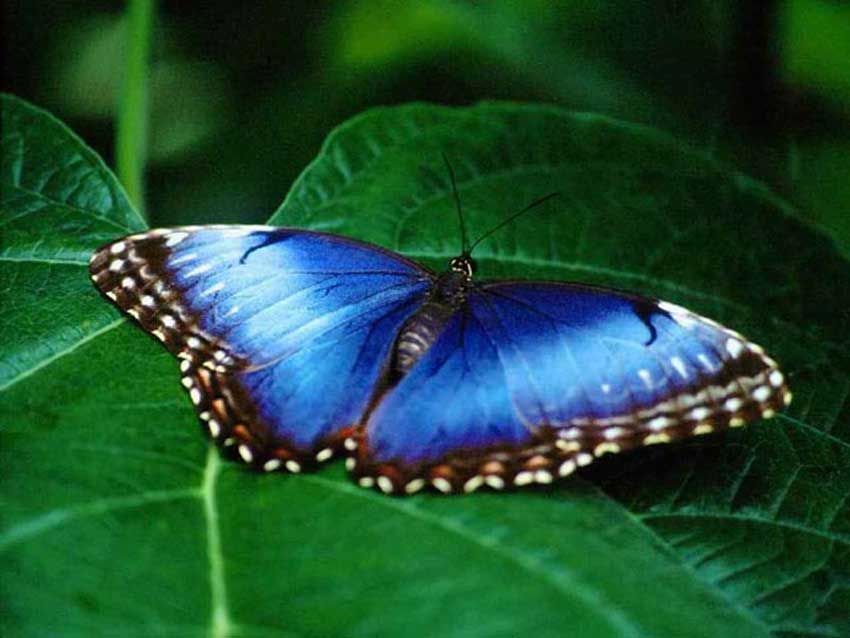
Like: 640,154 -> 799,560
468,191 -> 560,253
442,152 -> 470,255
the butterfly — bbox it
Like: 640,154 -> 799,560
88,174 -> 790,495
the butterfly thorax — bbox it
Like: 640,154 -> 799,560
393,259 -> 474,374
435,261 -> 473,304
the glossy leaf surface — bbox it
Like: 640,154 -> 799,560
2,94 -> 849,638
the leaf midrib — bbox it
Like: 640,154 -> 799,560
0,457 -> 717,638
201,448 -> 233,638
0,448 -> 236,638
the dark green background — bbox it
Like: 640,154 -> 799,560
3,1 -> 850,252
2,2 -> 849,637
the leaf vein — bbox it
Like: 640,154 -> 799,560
0,487 -> 197,551
640,510 -> 850,548
305,475 -> 644,637
0,317 -> 125,392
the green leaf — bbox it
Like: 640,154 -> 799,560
0,93 -> 144,392
2,95 -> 849,638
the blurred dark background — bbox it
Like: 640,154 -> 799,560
3,1 -> 849,253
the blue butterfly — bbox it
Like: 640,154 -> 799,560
89,190 -> 790,495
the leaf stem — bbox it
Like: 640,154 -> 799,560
115,0 -> 155,217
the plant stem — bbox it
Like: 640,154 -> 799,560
116,0 -> 155,217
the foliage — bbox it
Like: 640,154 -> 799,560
7,1 -> 848,252
2,94 -> 850,638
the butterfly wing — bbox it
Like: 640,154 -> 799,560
353,281 -> 790,494
89,226 -> 432,470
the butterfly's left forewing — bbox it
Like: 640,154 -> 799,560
90,226 -> 432,470
353,281 -> 790,494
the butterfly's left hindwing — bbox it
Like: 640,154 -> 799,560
352,281 -> 790,494
90,226 -> 432,470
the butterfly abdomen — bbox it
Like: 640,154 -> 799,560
393,269 -> 473,374
394,302 -> 454,373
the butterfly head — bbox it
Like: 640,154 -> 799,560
434,255 -> 475,306
449,254 -> 475,279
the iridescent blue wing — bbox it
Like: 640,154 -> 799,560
353,281 -> 790,494
90,226 -> 432,471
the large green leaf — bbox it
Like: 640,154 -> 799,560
0,93 -> 144,392
2,94 -> 849,638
